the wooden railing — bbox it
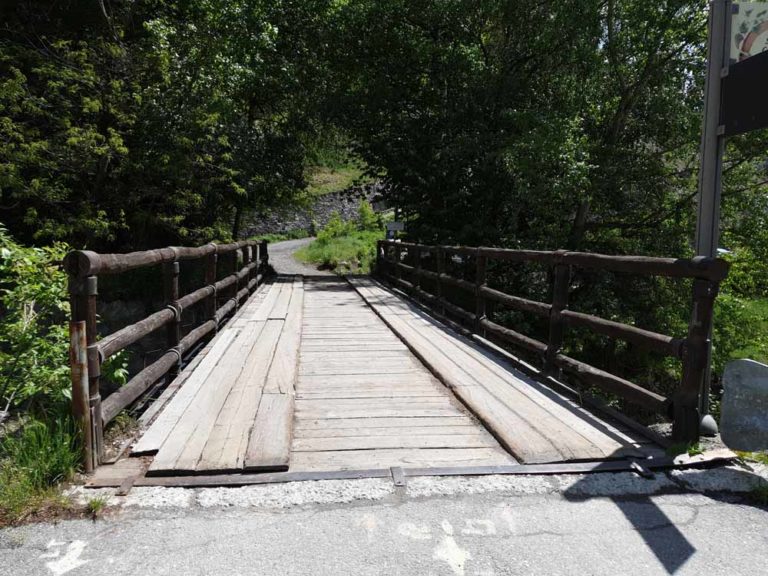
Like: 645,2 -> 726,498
66,240 -> 270,471
376,240 -> 729,443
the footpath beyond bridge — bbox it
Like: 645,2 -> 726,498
64,239 -> 732,489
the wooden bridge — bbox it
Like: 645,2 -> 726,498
65,239 -> 730,487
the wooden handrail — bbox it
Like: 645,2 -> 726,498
67,239 -> 270,467
376,239 -> 729,443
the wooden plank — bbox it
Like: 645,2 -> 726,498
294,416 -> 472,430
196,320 -> 283,472
251,281 -> 282,321
408,314 -> 642,456
294,406 -> 462,419
297,397 -> 453,407
300,349 -> 411,358
264,277 -> 303,394
267,279 -> 294,320
132,328 -> 240,455
353,277 -> 648,462
244,393 -> 294,471
290,447 -> 514,471
148,321 -> 265,474
297,373 -> 436,386
293,425 -> 478,438
293,433 -> 499,452
350,279 -> 609,463
297,389 -> 445,399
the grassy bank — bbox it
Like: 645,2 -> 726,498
295,202 -> 383,274
305,164 -> 371,196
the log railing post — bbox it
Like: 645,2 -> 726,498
414,244 -> 422,296
674,276 -> 719,442
545,251 -> 570,376
242,244 -> 252,290
395,243 -> 402,282
69,320 -> 92,472
376,240 -> 384,276
437,246 -> 445,315
163,257 -> 181,380
204,246 -> 218,327
69,273 -> 102,467
259,239 -> 269,273
475,249 -> 487,334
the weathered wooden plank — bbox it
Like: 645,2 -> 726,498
148,321 -> 265,474
297,389 -> 445,399
290,447 -> 514,471
407,314 -> 642,457
293,424 -> 478,438
251,280 -> 282,322
350,278 -> 634,463
132,328 -> 240,455
245,393 -> 294,471
293,433 -> 499,452
298,366 -> 424,376
267,278 -> 294,320
295,406 -> 462,419
297,373 -> 436,386
196,320 -> 283,472
264,278 -> 303,394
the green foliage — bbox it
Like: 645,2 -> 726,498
0,225 -> 70,412
357,200 -> 380,231
297,202 -> 383,273
1,0 -> 328,249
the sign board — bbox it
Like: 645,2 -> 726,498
730,2 -> 768,61
722,2 -> 768,135
386,221 -> 405,232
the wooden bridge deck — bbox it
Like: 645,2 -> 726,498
130,275 -> 660,478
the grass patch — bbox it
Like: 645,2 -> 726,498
305,164 -> 372,196
737,451 -> 768,466
0,417 -> 80,526
86,496 -> 108,519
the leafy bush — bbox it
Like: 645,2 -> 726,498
297,202 -> 383,273
0,225 -> 70,413
357,200 -> 380,231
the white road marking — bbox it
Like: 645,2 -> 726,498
40,540 -> 90,576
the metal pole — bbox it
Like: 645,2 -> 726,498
694,0 -> 731,435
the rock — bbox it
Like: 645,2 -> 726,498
720,359 -> 768,451
242,181 -> 388,237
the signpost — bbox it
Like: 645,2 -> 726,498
696,1 -> 768,434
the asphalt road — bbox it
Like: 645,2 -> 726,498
2,467 -> 767,576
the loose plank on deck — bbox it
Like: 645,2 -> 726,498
140,277 -> 303,476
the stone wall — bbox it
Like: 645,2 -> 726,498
242,181 -> 388,237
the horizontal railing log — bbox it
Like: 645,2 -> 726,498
376,239 -> 728,444
67,239 -> 270,470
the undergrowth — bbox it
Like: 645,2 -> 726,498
0,417 -> 80,525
